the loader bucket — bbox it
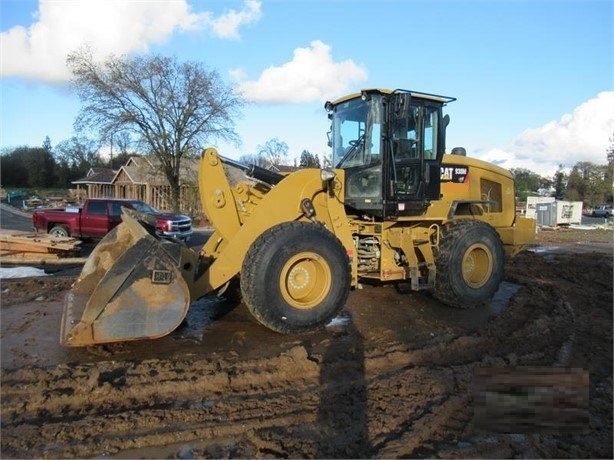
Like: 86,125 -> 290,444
60,211 -> 192,347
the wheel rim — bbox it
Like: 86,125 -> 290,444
279,252 -> 332,310
51,228 -> 66,237
461,243 -> 493,288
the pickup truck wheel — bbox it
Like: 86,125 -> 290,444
241,221 -> 351,334
434,220 -> 504,309
49,225 -> 69,238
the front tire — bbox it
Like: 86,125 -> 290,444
434,220 -> 504,309
241,221 -> 351,334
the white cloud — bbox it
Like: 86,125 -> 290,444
476,92 -> 614,177
0,0 -> 262,83
210,0 -> 262,40
233,40 -> 368,103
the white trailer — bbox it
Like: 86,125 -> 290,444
526,197 -> 583,226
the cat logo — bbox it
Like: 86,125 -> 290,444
441,165 -> 469,183
151,269 -> 172,284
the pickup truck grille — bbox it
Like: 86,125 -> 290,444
171,219 -> 192,233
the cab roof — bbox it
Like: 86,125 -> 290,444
330,88 -> 456,106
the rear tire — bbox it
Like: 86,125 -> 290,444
241,221 -> 351,334
434,220 -> 504,309
49,225 -> 69,238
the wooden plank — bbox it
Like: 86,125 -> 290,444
0,256 -> 87,265
0,241 -> 81,253
0,250 -> 63,260
0,233 -> 81,249
1,235 -> 81,265
0,242 -> 77,254
0,232 -> 82,260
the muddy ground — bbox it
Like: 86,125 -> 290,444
1,227 -> 612,459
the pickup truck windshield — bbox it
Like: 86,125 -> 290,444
108,201 -> 159,217
128,201 -> 158,214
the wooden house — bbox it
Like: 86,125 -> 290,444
72,156 -> 202,217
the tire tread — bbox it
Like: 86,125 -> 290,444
434,219 -> 504,309
241,221 -> 351,333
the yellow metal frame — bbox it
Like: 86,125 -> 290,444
192,148 -> 357,297
191,148 -> 536,298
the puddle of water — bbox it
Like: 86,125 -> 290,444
410,281 -> 522,330
528,242 -> 613,255
326,310 -> 352,329
178,295 -> 357,340
527,245 -> 560,253
174,296 -> 237,341
489,281 -> 522,316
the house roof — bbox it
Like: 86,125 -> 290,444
72,155 -> 200,186
72,168 -> 117,184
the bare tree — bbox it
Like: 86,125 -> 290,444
105,131 -> 135,169
55,135 -> 102,173
108,131 -> 133,156
257,138 -> 288,168
67,47 -> 242,211
237,153 -> 268,167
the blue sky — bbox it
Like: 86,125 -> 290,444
1,0 -> 612,177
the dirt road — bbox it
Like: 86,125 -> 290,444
1,228 -> 612,458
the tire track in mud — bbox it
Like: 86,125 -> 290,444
1,250 -> 612,458
0,302 -> 570,458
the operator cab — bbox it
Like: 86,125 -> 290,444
326,88 -> 454,219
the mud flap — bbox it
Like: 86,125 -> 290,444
61,212 -> 191,347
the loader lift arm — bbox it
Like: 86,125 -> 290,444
193,148 -> 356,298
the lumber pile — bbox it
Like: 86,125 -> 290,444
0,233 -> 82,260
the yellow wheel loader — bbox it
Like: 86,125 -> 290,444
61,88 -> 536,346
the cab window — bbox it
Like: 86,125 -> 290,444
87,201 -> 107,215
423,107 -> 438,160
109,203 -> 123,217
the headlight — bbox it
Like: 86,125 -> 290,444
156,220 -> 172,232
320,169 -> 336,182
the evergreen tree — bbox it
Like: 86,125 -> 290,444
552,164 -> 567,200
298,150 -> 321,168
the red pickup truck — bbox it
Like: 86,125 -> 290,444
32,198 -> 193,241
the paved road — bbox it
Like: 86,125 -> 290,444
1,201 -> 605,266
0,202 -> 211,265
0,203 -> 34,232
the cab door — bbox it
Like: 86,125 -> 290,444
107,202 -> 125,231
422,105 -> 443,202
386,99 -> 443,218
80,201 -> 111,238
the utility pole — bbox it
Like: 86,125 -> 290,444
109,133 -> 114,169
